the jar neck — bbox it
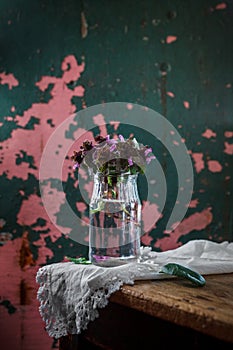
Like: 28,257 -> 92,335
94,171 -> 138,184
91,172 -> 140,203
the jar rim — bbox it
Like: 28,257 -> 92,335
93,171 -> 138,182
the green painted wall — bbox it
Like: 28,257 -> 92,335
0,0 -> 232,348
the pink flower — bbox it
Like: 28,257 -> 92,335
118,134 -> 125,142
93,255 -> 109,261
146,155 -> 156,164
110,144 -> 117,152
73,163 -> 80,169
145,147 -> 152,156
128,158 -> 133,166
106,135 -> 117,145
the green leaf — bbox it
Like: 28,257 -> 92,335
107,176 -> 112,186
121,205 -> 131,216
160,263 -> 206,287
66,256 -> 92,264
90,201 -> 105,214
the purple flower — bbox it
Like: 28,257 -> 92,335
144,147 -> 152,156
106,135 -> 117,145
110,144 -> 117,152
146,155 -> 156,164
128,157 -> 133,166
93,255 -> 109,261
73,163 -> 80,170
71,134 -> 155,176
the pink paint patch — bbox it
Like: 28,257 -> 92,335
76,202 -> 87,212
5,116 -> 14,121
207,160 -> 222,173
224,131 -> 233,138
141,232 -> 153,246
225,83 -> 231,88
167,91 -> 175,98
188,199 -> 199,208
224,142 -> 233,155
11,106 -> 16,112
0,72 -> 19,89
142,201 -> 162,233
202,128 -> 216,139
78,167 -> 88,180
37,245 -> 54,265
166,35 -> 177,44
93,114 -> 107,136
61,55 -> 85,84
84,181 -> 94,199
190,152 -> 205,173
173,140 -> 179,146
1,55 -> 86,180
183,101 -> 190,109
154,207 -> 213,251
80,216 -> 90,230
17,194 -> 45,226
126,103 -> 133,110
0,238 -> 53,349
40,183 -> 71,234
17,187 -> 69,239
34,232 -> 64,264
215,2 -> 227,10
109,121 -> 120,130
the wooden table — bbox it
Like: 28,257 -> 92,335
59,273 -> 233,349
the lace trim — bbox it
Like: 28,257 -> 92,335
36,265 -> 136,339
36,241 -> 233,339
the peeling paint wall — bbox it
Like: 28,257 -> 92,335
0,0 -> 232,349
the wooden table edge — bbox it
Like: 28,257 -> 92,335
109,273 -> 233,343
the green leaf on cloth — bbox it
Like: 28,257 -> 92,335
160,263 -> 206,286
65,256 -> 92,264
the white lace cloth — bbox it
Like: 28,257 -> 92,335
36,239 -> 233,339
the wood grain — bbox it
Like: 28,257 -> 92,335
110,273 -> 233,343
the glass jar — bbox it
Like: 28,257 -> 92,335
89,172 -> 141,267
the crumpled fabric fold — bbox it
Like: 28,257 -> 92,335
36,239 -> 233,338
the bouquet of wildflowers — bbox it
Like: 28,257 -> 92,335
71,134 -> 155,176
